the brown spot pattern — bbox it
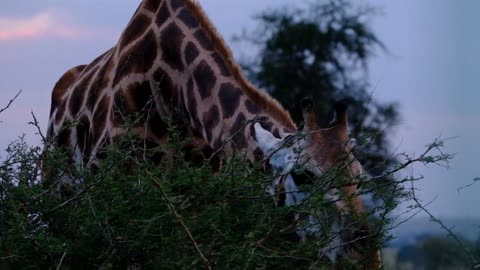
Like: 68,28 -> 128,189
272,128 -> 280,139
231,112 -> 247,149
211,52 -> 230,76
112,81 -> 153,127
160,23 -> 185,71
245,99 -> 260,114
69,67 -> 98,116
112,89 -> 129,126
147,110 -> 168,139
249,123 -> 256,140
152,67 -> 175,104
69,86 -> 86,117
76,115 -> 91,155
156,2 -> 170,27
114,30 -> 158,86
202,105 -> 220,143
170,0 -> 183,11
120,13 -> 151,49
193,60 -> 216,100
185,78 -> 201,129
184,41 -> 199,65
82,49 -> 113,75
178,8 -> 198,28
92,95 -> 111,145
55,100 -> 67,125
257,116 -> 273,132
218,83 -> 243,119
50,65 -> 86,117
56,127 -> 71,150
261,121 -> 274,132
144,0 -> 160,13
194,29 -> 214,51
127,81 -> 154,118
88,60 -> 113,111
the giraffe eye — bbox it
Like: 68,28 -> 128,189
291,170 -> 316,186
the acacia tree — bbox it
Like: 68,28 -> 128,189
238,0 -> 398,177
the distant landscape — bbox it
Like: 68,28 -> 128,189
384,217 -> 480,269
390,216 -> 480,247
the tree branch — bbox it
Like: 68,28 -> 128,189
410,180 -> 479,268
152,178 -> 212,270
0,90 -> 22,116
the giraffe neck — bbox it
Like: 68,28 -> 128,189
110,0 -> 296,162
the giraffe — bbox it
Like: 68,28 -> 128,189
45,0 -> 381,268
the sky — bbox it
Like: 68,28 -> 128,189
0,0 -> 478,220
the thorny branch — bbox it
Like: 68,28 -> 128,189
0,90 -> 22,117
410,180 -> 479,268
368,137 -> 454,182
29,112 -> 46,143
152,177 -> 212,270
457,177 -> 480,194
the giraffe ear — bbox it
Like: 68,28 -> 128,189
330,100 -> 349,140
254,123 -> 281,155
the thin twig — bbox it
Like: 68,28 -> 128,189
385,196 -> 437,232
0,90 -> 22,115
56,251 -> 67,270
457,177 -> 480,194
29,111 -> 46,143
152,178 -> 212,270
0,255 -> 16,260
410,180 -> 479,267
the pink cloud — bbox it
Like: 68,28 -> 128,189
0,11 -> 108,41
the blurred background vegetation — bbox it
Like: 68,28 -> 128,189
238,0 -> 399,178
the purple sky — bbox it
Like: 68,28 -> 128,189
0,0 -> 478,219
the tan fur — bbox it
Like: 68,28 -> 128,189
184,0 -> 296,130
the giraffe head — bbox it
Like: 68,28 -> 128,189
254,98 -> 364,187
254,98 -> 382,266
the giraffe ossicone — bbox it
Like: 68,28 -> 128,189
44,0 -> 380,268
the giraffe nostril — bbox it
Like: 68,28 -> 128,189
291,170 -> 316,186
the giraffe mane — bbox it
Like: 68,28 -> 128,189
184,0 -> 297,130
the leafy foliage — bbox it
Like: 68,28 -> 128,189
0,127 -> 385,269
0,117 -> 459,269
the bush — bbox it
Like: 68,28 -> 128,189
0,116 -> 461,269
0,121 -> 393,269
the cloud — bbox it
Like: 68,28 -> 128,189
0,10 -> 107,41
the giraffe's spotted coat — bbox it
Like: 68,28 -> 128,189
46,1 -> 379,267
218,82 -> 243,119
193,60 -> 216,100
48,0 -> 294,179
160,23 -> 185,71
184,41 -> 199,65
194,29 -> 214,51
120,13 -> 152,49
178,8 -> 199,28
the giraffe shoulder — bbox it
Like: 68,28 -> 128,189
50,65 -> 87,116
